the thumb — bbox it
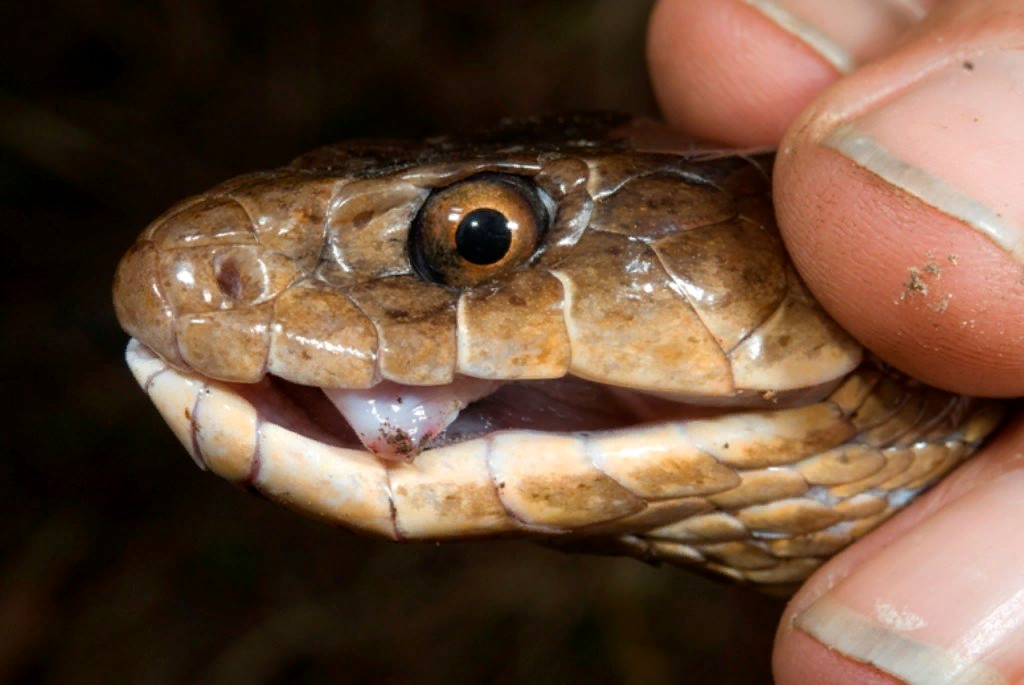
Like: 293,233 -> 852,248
774,4 -> 1024,398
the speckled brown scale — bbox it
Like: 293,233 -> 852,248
115,113 -> 1006,590
114,113 -> 857,391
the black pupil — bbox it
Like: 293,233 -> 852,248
454,208 -> 513,265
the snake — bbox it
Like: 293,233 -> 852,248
113,112 -> 1004,593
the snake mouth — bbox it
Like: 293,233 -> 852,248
152,355 -> 852,465
248,373 -> 753,460
127,337 -> 845,466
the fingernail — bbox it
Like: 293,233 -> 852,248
794,470 -> 1024,684
822,51 -> 1024,264
743,0 -> 926,73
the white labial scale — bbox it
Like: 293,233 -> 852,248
255,423 -> 396,537
126,339 -> 204,467
192,382 -> 259,482
125,338 -> 168,388
389,438 -> 518,538
322,377 -> 503,459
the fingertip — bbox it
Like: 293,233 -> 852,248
773,52 -> 1024,397
647,0 -> 836,146
774,628 -> 904,685
773,414 -> 1024,685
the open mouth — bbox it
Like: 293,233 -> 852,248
277,370 -> 856,458
125,333 -> 862,539
132,338 -> 845,465
255,374 -> 646,457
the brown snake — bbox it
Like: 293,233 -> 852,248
113,112 -> 1004,592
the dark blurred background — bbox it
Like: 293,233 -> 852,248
2,2 -> 785,683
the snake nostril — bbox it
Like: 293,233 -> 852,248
215,257 -> 244,300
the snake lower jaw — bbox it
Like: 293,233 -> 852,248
125,337 -> 1004,587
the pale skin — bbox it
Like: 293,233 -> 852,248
649,1 -> 1024,683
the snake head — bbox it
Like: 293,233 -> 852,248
113,114 -> 1001,587
114,113 -> 860,395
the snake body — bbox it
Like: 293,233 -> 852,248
114,113 -> 1003,591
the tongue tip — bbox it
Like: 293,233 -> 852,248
322,377 -> 505,460
365,428 -> 437,461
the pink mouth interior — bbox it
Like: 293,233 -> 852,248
223,374 -> 753,462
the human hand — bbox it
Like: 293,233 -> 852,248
648,1 -> 1024,682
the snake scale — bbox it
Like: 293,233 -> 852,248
113,112 -> 1004,592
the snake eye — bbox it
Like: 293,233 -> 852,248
410,173 -> 550,287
